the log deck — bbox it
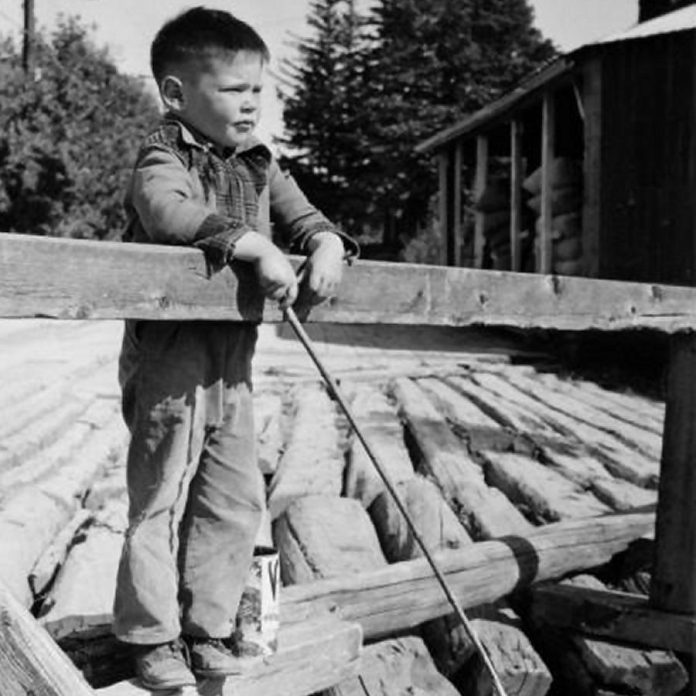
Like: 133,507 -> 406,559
1,233 -> 695,694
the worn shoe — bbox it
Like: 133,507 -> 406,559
186,636 -> 264,678
133,640 -> 197,691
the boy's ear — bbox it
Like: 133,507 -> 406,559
160,75 -> 185,111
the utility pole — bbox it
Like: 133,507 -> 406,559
22,0 -> 35,74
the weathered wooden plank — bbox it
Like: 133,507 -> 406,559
651,333 -> 696,613
474,135 -> 489,269
280,511 -> 655,640
510,119 -> 524,272
5,234 -> 696,331
528,583 -> 695,654
0,577 -> 96,695
96,616 -> 362,696
527,576 -> 688,696
538,93 -> 555,274
392,377 -> 533,539
267,385 -> 344,519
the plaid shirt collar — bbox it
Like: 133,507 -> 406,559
163,113 -> 271,163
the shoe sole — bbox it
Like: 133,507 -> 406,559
139,677 -> 197,691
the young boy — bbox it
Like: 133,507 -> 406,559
113,6 -> 356,690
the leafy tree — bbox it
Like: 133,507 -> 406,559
0,17 -> 160,239
280,0 -> 556,248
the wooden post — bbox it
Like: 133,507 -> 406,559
539,92 -> 555,274
453,140 -> 463,266
650,333 -> 696,613
582,57 -> 602,277
22,0 -> 35,75
438,152 -> 450,266
510,120 -> 524,272
474,135 -> 489,269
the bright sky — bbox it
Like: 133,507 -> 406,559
0,0 -> 639,145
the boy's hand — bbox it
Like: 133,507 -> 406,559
255,247 -> 298,308
233,232 -> 298,308
302,232 -> 345,306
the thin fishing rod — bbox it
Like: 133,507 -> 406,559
283,306 -> 509,696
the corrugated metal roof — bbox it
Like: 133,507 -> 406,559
594,5 -> 696,45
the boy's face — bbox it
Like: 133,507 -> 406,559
173,50 -> 265,150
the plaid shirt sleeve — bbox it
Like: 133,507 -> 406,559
267,158 -> 359,262
129,145 -> 252,270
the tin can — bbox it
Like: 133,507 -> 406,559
233,546 -> 280,657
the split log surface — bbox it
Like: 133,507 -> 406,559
343,384 -> 415,508
39,498 -> 127,641
392,377 -> 532,538
273,495 -> 387,585
267,384 -> 344,519
324,636 -> 459,696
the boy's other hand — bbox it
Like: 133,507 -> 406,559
302,232 -> 345,306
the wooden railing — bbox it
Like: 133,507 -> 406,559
1,232 -> 695,693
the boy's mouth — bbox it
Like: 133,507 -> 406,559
234,121 -> 255,131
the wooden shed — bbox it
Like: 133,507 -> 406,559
416,6 -> 696,285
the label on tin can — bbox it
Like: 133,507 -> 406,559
234,545 -> 280,657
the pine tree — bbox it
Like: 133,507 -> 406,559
278,0 -> 375,234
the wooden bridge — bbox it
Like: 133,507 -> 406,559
0,232 -> 693,695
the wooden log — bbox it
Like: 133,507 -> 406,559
95,616 -> 362,696
267,385 -> 344,519
392,377 -> 532,539
482,451 -> 611,523
343,384 -> 414,508
499,369 -> 663,462
368,477 -> 472,562
416,376 -> 520,452
39,498 -> 127,641
325,636 -> 459,696
0,409 -> 129,606
273,495 -> 387,585
369,478 -> 550,695
528,583 -> 695,654
466,372 -> 660,488
6,233 -> 696,332
0,576 -> 96,695
273,486 -> 457,695
651,333 -> 696,613
532,370 -> 664,436
50,511 -> 656,648
281,511 -> 655,641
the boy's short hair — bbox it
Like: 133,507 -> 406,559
151,6 -> 270,83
